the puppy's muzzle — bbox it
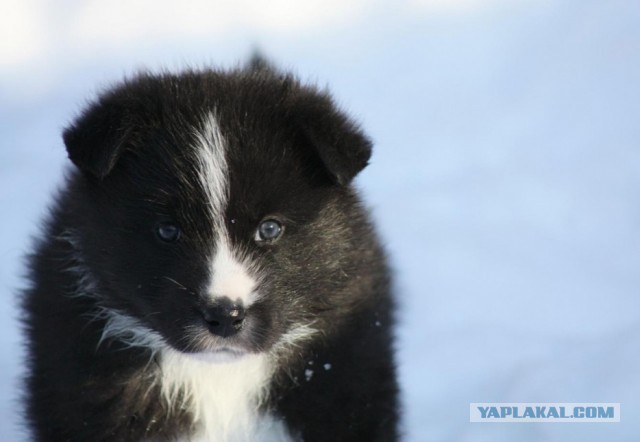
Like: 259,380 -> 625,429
199,298 -> 245,338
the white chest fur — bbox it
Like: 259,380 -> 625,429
158,349 -> 291,442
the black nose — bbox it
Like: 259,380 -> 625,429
200,299 -> 245,338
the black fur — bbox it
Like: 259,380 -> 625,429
23,64 -> 398,441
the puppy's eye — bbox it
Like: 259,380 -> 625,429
156,223 -> 181,242
255,219 -> 283,243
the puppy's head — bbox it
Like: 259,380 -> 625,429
62,67 -> 374,360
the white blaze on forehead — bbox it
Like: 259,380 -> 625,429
194,112 -> 258,306
194,112 -> 228,220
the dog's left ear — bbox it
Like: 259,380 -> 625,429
63,98 -> 133,180
288,92 -> 372,186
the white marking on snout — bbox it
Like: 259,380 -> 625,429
208,235 -> 257,305
194,112 -> 259,306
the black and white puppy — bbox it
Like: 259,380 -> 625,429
23,62 -> 398,441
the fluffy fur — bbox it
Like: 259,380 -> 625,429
22,61 -> 399,441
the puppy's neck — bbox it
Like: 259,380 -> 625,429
157,348 -> 287,441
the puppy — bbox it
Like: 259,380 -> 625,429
23,61 -> 399,441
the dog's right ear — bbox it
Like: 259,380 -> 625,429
63,100 -> 131,179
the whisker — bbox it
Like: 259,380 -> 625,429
163,276 -> 198,296
163,276 -> 188,290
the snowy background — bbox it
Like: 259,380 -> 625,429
1,0 -> 639,440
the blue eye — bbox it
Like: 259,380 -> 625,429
157,223 -> 181,242
255,219 -> 283,242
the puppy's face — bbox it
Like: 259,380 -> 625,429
63,70 -> 372,360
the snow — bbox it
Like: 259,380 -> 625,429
305,369 -> 314,382
1,0 -> 639,440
